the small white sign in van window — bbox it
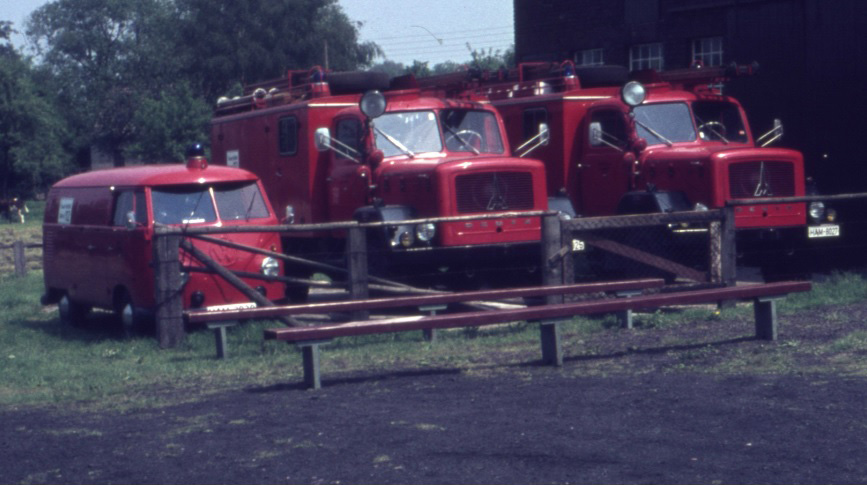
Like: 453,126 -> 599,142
226,150 -> 240,168
58,197 -> 74,225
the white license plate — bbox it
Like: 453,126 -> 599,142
205,302 -> 257,312
808,224 -> 840,238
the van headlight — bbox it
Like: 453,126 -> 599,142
261,257 -> 279,277
415,223 -> 436,243
808,201 -> 825,222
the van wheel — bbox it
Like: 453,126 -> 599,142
58,295 -> 90,327
114,289 -> 144,337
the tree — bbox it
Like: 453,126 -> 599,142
26,0 -> 182,166
468,45 -> 516,71
369,60 -> 407,78
175,0 -> 381,102
126,82 -> 211,163
0,21 -> 69,198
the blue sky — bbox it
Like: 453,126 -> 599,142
2,0 -> 515,66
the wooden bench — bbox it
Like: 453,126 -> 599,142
261,280 -> 811,389
185,278 -> 666,357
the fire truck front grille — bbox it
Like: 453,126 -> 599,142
728,161 -> 795,199
455,172 -> 535,213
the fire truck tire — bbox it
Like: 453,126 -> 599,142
574,66 -> 628,88
58,294 -> 90,327
327,71 -> 391,95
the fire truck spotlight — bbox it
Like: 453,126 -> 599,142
261,257 -> 280,277
360,90 -> 387,119
415,223 -> 436,242
621,81 -> 646,107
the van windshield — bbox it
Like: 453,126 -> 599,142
152,182 -> 269,225
213,182 -> 270,221
152,187 -> 216,225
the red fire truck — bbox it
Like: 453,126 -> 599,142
423,61 -> 839,273
42,150 -> 285,331
209,68 -> 553,291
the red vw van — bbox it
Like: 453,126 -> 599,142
42,151 -> 284,332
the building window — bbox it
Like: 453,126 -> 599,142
278,116 -> 297,155
630,42 -> 664,71
577,48 -> 604,66
692,37 -> 723,67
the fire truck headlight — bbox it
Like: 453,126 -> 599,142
415,223 -> 436,243
261,257 -> 279,277
621,81 -> 646,107
808,201 -> 826,222
360,90 -> 387,119
399,230 -> 414,248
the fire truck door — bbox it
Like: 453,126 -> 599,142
327,117 -> 370,221
578,109 -> 631,216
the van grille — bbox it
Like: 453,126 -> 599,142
728,161 -> 795,199
455,172 -> 534,213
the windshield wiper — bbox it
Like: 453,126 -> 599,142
373,125 -> 415,158
633,118 -> 673,147
442,124 -> 480,155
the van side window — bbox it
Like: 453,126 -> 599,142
590,109 -> 628,150
335,118 -> 362,160
278,116 -> 298,155
522,108 -> 547,142
112,191 -> 148,227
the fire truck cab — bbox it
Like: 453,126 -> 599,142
428,62 -> 838,268
42,150 -> 284,331
210,68 -> 552,289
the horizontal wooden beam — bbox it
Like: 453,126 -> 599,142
265,281 -> 810,342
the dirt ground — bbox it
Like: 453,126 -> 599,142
4,299 -> 867,484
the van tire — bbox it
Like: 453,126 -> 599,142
58,295 -> 90,327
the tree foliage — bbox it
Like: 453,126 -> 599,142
175,0 -> 380,102
0,21 -> 69,198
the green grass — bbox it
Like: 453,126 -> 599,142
4,269 -> 867,409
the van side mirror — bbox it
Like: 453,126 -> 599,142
589,121 -> 603,146
315,127 -> 331,152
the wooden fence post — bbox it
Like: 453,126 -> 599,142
540,213 -> 564,366
13,240 -> 26,277
154,233 -> 185,348
347,225 -> 369,320
721,205 -> 737,287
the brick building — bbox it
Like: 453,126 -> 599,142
513,0 -> 867,192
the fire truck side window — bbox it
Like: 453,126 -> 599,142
522,108 -> 547,142
278,116 -> 298,155
590,110 -> 628,150
335,118 -> 362,160
112,190 -> 147,227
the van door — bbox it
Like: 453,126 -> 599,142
327,116 -> 370,221
110,189 -> 150,308
579,108 -> 632,216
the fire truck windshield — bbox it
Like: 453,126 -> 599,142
692,101 -> 749,143
373,111 -> 442,157
442,109 -> 504,154
633,102 -> 696,145
634,101 -> 749,146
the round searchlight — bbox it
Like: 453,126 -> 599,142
621,81 -> 647,107
360,90 -> 387,119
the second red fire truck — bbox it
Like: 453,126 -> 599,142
210,68 -> 555,292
